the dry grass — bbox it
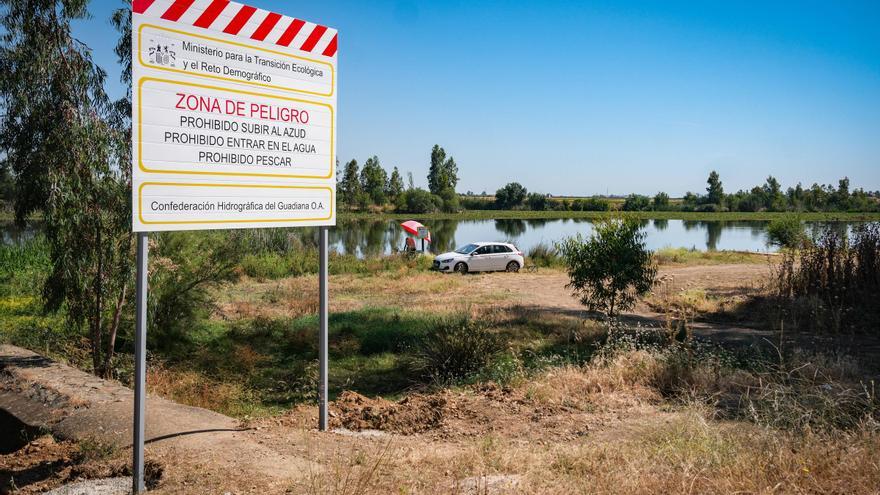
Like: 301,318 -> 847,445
654,247 -> 776,266
147,364 -> 260,417
282,346 -> 880,494
646,275 -> 757,322
522,354 -> 663,410
282,408 -> 880,495
534,411 -> 880,494
212,270 -> 498,321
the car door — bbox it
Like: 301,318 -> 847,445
469,245 -> 493,271
491,244 -> 513,270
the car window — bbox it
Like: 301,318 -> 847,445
474,246 -> 491,255
493,245 -> 512,253
454,244 -> 478,254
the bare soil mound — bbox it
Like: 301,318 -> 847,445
327,382 -> 630,441
331,391 -> 447,434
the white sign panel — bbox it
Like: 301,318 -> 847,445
132,0 -> 337,231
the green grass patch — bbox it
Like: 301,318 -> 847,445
134,305 -> 607,416
0,237 -> 76,362
653,247 -> 774,265
150,308 -> 435,414
239,250 -> 433,280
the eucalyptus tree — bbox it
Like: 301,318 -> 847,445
0,0 -> 132,377
386,166 -> 404,203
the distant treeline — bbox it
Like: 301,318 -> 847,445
328,154 -> 879,214
465,172 -> 880,213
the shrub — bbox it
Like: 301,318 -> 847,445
495,182 -> 527,209
240,252 -> 291,279
397,188 -> 441,213
622,194 -> 651,211
148,231 -> 242,349
771,223 -> 880,333
579,197 -> 611,211
766,215 -> 807,248
439,188 -> 460,213
695,203 -> 723,213
557,218 -> 657,317
527,242 -> 561,267
589,329 -> 879,432
653,192 -> 671,211
412,313 -> 502,382
527,192 -> 549,211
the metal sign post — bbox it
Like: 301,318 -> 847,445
133,232 -> 148,494
417,226 -> 428,252
318,226 -> 329,430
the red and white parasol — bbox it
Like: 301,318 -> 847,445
400,220 -> 431,243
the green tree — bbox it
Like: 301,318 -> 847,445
438,187 -> 459,212
833,177 -> 851,211
652,192 -> 670,210
339,159 -> 362,207
427,144 -> 459,195
495,182 -> 527,209
581,197 -> 611,211
0,165 -> 13,208
386,166 -> 404,202
622,194 -> 650,211
397,188 -> 441,213
359,156 -> 388,205
1,0 -> 132,376
682,192 -> 699,209
763,176 -> 784,211
766,215 -> 807,249
527,192 -> 548,211
556,218 -> 657,318
706,170 -> 724,205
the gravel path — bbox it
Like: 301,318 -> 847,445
45,477 -> 131,495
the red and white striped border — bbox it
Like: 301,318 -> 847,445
133,0 -> 337,58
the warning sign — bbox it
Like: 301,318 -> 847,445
132,0 -> 337,231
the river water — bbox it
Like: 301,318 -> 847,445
3,218 -> 866,257
328,218 -> 862,257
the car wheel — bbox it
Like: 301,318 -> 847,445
506,261 -> 520,273
454,262 -> 468,275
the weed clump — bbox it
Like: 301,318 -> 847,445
772,223 -> 880,333
412,313 -> 502,383
526,242 -> 561,268
584,328 -> 880,433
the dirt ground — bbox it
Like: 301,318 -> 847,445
4,262 -> 879,493
214,263 -> 770,321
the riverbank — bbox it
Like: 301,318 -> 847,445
3,258 -> 879,493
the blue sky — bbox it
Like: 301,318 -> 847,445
78,0 -> 879,196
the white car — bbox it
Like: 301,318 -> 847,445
433,242 -> 524,274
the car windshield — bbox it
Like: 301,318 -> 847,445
454,244 -> 479,254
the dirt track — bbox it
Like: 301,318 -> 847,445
465,263 -> 769,314
0,345 -> 310,493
